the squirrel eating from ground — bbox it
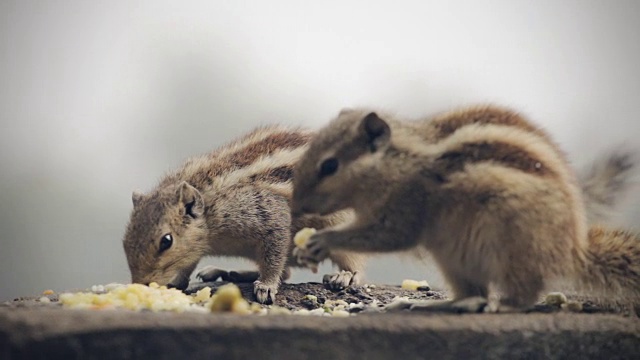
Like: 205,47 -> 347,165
122,125 -> 366,304
292,105 -> 639,312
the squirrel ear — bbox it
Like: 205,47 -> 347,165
132,191 -> 144,207
177,181 -> 204,218
360,112 -> 391,152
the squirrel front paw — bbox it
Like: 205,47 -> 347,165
323,270 -> 361,291
294,232 -> 330,271
253,280 -> 278,304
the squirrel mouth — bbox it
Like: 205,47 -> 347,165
167,275 -> 189,291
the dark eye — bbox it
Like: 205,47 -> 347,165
318,158 -> 339,178
159,234 -> 173,252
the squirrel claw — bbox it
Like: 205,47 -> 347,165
295,235 -> 330,267
323,270 -> 361,291
196,266 -> 230,282
253,280 -> 277,304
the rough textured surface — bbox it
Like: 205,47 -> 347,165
2,282 -> 639,359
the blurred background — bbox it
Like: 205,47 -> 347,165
1,0 -> 639,300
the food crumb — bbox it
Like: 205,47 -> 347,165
401,279 -> 430,291
42,290 -> 55,295
59,283 -> 203,312
544,292 -> 568,307
294,227 -> 317,248
332,310 -> 350,317
193,287 -> 212,303
209,284 -> 252,314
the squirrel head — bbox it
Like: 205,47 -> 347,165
123,181 -> 207,290
292,108 -> 392,217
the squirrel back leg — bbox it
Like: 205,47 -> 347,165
494,275 -> 544,312
447,274 -> 489,300
490,252 -> 546,312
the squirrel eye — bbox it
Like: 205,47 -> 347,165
159,233 -> 173,252
318,158 -> 339,178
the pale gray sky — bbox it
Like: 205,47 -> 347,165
1,0 -> 639,300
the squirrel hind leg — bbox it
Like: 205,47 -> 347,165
491,274 -> 545,313
447,276 -> 489,300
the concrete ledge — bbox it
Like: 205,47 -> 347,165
1,306 -> 639,359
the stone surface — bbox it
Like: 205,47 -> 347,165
1,282 -> 639,359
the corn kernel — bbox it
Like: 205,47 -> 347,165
294,228 -> 317,248
401,279 -> 430,291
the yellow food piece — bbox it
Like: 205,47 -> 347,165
193,287 -> 212,303
401,279 -> 430,291
294,227 -> 317,248
209,284 -> 251,314
59,283 -> 199,312
544,292 -> 568,306
268,306 -> 292,315
331,310 -> 351,317
42,289 -> 55,295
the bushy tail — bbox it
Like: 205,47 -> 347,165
579,150 -> 637,224
575,226 -> 640,303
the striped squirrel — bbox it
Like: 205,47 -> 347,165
122,125 -> 366,304
292,105 -> 639,312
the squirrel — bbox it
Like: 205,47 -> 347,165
291,105 -> 639,312
122,125 -> 366,304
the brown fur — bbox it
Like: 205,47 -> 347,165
434,141 -> 554,178
428,105 -> 551,143
123,125 -> 366,304
292,105 -> 639,312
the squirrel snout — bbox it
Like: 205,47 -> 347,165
290,198 -> 307,218
291,201 -> 317,218
291,206 -> 304,218
167,282 -> 188,291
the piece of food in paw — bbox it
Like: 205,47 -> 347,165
294,227 -> 317,248
401,279 -> 430,291
293,228 -> 320,273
